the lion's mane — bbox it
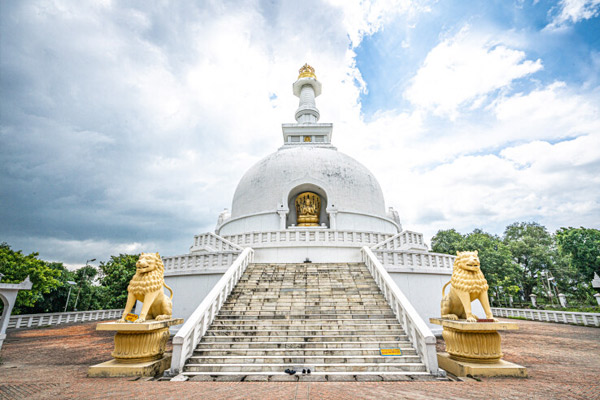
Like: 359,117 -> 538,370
127,253 -> 164,295
450,251 -> 489,294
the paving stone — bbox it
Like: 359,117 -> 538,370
381,374 -> 412,381
245,375 -> 269,382
270,374 -> 299,382
215,375 -> 245,382
327,375 -> 356,382
298,375 -> 327,382
188,375 -> 215,382
356,375 -> 383,382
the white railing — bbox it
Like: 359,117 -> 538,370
223,230 -> 392,248
361,246 -> 440,375
163,251 -> 241,275
371,230 -> 427,251
190,232 -> 243,253
372,250 -> 454,272
8,309 -> 123,329
492,307 -> 600,327
170,247 -> 254,375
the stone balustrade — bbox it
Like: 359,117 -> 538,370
372,249 -> 455,273
8,309 -> 124,330
223,229 -> 392,248
371,230 -> 428,251
190,232 -> 243,253
163,252 -> 240,275
361,246 -> 440,375
492,307 -> 600,327
169,248 -> 254,375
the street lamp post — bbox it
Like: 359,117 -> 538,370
64,280 -> 77,312
73,258 -> 96,311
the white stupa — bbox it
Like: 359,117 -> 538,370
163,65 -> 482,331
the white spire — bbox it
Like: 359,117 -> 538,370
281,64 -> 333,146
292,64 -> 322,123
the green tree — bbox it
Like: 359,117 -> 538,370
98,254 -> 139,309
462,230 -> 519,294
503,222 -> 555,300
556,227 -> 600,282
70,265 -> 103,311
0,243 -> 63,314
431,229 -> 464,255
29,262 -> 74,313
555,227 -> 600,304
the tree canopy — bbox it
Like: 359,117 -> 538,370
431,222 -> 598,306
0,243 -> 63,314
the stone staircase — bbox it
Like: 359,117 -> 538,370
180,263 -> 435,381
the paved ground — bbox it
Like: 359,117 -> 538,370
0,318 -> 599,399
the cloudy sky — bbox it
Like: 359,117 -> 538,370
1,0 -> 599,267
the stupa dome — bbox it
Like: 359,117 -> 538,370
217,65 -> 399,236
232,145 -> 387,218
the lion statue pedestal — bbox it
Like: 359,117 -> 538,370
88,253 -> 183,378
431,251 -> 527,378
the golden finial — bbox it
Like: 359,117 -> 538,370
298,63 -> 316,79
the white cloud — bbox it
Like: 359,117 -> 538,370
325,0 -> 431,47
546,0 -> 600,30
404,26 -> 542,119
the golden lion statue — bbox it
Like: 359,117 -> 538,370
441,251 -> 497,323
118,252 -> 173,323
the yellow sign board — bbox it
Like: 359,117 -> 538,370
125,313 -> 139,322
380,348 -> 402,356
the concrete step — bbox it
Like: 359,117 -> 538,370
210,322 -> 403,329
205,328 -> 405,336
183,363 -> 427,373
210,318 -> 400,325
216,311 -> 396,317
200,334 -> 408,343
213,314 -> 397,320
187,355 -> 422,364
196,341 -> 413,349
193,348 -> 418,356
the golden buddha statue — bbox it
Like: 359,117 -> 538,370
296,192 -> 321,226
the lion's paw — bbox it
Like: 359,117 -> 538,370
155,315 -> 171,321
134,318 -> 146,324
442,314 -> 458,320
466,316 -> 477,322
117,318 -> 126,323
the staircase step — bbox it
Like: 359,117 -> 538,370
205,328 -> 405,336
193,348 -> 418,356
196,341 -> 413,349
184,363 -> 427,373
188,355 -> 422,364
176,262 -> 430,379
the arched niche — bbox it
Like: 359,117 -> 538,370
286,183 -> 329,228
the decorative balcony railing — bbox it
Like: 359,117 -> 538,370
492,307 -> 600,327
8,309 -> 123,329
361,246 -> 440,375
169,248 -> 254,375
163,252 -> 241,275
223,229 -> 392,248
372,249 -> 454,273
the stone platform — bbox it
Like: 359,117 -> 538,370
430,318 -> 526,377
88,318 -> 183,378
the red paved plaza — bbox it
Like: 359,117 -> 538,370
1,318 -> 599,399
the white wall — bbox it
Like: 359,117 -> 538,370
253,246 -> 363,263
389,272 -> 485,334
165,273 -> 224,333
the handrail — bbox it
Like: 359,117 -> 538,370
361,246 -> 440,375
8,309 -> 124,329
169,247 -> 254,375
492,307 -> 600,327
